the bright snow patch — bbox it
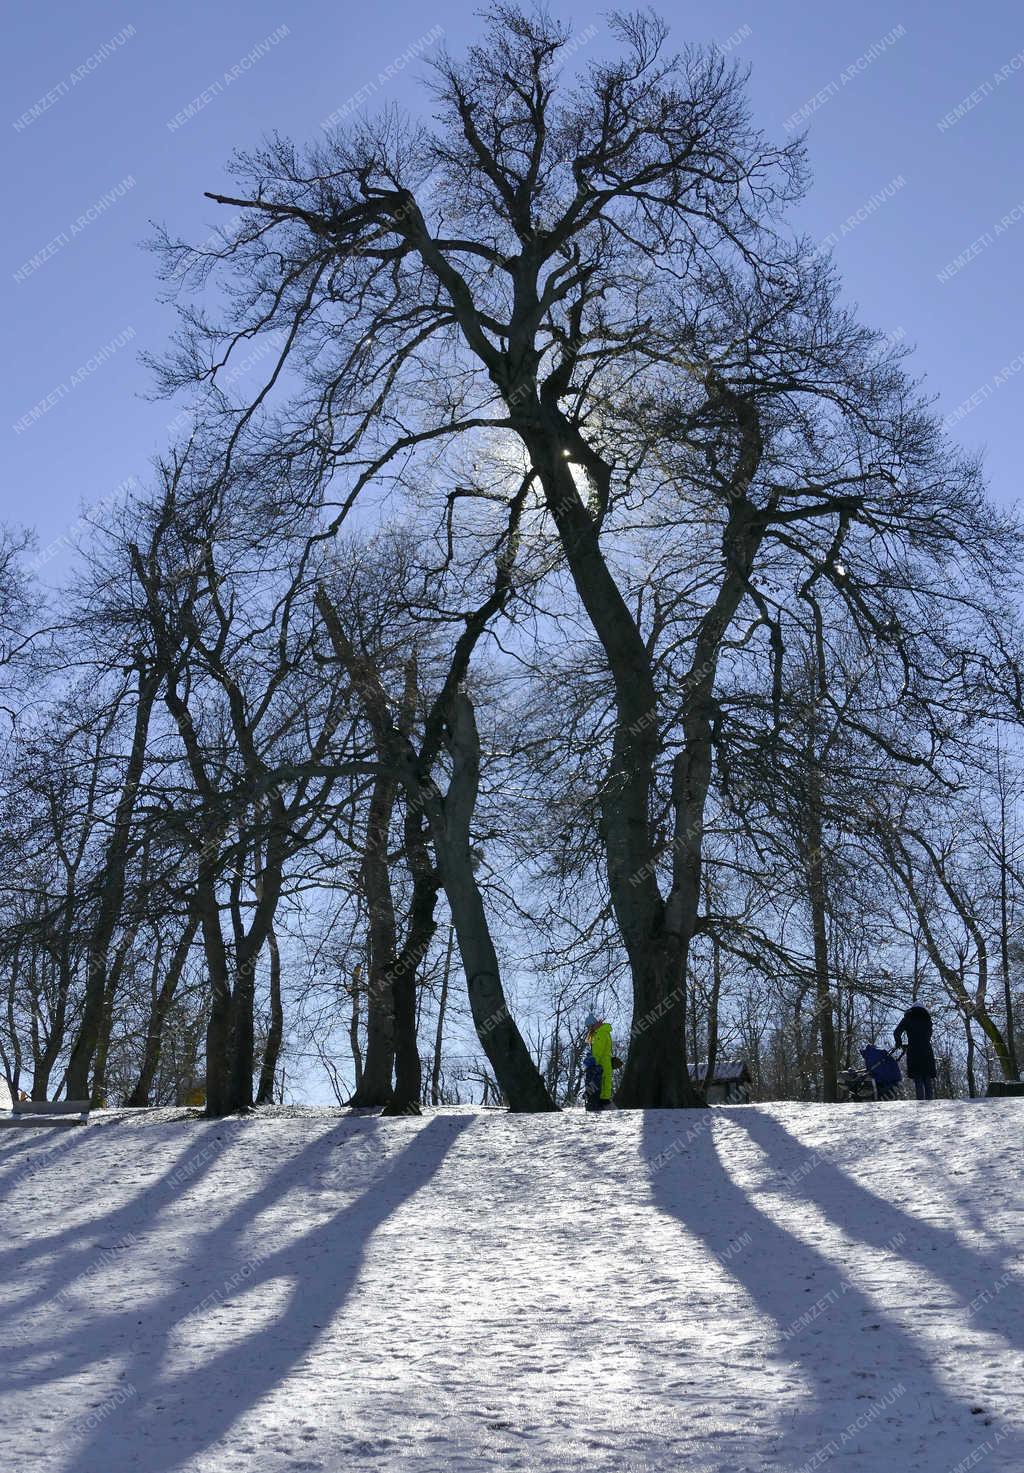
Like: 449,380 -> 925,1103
1,1100 -> 1022,1472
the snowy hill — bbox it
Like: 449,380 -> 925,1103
2,1100 -> 1022,1473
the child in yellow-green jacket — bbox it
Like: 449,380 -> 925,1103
583,1010 -> 614,1111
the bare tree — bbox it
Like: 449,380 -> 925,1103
149,8 -> 1013,1110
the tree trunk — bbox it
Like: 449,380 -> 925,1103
430,926 -> 454,1105
350,962 -> 394,1103
704,928 -> 722,1093
349,963 -> 364,1091
210,839 -> 283,1116
616,945 -> 691,1107
806,762 -> 838,1102
965,931 -> 1017,1080
387,962 -> 422,1114
349,772 -> 399,1107
997,791 -> 1020,1078
965,1012 -> 977,1098
256,926 -> 284,1105
66,666 -> 158,1099
518,431 -> 693,1106
32,948 -> 74,1101
385,810 -> 438,1114
428,692 -> 555,1112
1,943 -> 24,1100
688,980 -> 700,1077
228,944 -> 258,1113
314,587 -> 552,1112
515,388 -> 761,1109
127,911 -> 200,1106
965,996 -> 1014,1081
199,870 -> 233,1118
884,830 -> 1017,1084
794,984 -> 811,1099
90,926 -> 139,1106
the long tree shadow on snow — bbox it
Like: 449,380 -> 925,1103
0,1115 -> 98,1178
0,1124 -> 234,1339
731,1108 -> 1024,1356
59,1113 -> 471,1473
642,1111 -> 1022,1472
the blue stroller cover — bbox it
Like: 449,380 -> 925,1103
861,1045 -> 901,1086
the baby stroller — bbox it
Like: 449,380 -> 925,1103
838,1045 -> 903,1102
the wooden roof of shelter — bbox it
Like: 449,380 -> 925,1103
687,1061 -> 752,1085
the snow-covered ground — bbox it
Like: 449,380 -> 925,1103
1,1099 -> 1022,1473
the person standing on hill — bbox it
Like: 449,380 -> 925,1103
894,1004 -> 938,1101
583,1011 -> 614,1111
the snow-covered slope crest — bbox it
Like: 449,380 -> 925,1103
1,1100 -> 1022,1473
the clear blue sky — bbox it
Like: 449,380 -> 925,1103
2,0 -> 1023,566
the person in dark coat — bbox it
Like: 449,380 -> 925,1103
894,1004 -> 937,1100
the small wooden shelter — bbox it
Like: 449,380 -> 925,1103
688,1060 -> 753,1104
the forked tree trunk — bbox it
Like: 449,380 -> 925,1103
226,870 -> 283,1114
517,409 -> 763,1108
